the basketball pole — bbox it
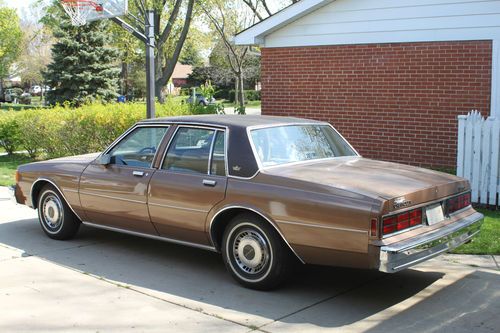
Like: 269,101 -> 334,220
145,10 -> 156,119
111,12 -> 156,119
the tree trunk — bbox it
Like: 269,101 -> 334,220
155,84 -> 165,104
235,71 -> 245,114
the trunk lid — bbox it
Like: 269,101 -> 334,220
262,157 -> 469,212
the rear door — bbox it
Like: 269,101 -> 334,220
79,125 -> 169,234
148,126 -> 228,246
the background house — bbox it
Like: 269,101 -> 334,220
235,0 -> 500,168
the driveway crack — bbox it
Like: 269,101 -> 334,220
258,275 -> 386,330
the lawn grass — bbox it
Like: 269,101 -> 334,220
0,103 -> 39,111
0,154 -> 35,186
221,100 -> 261,108
453,207 -> 500,255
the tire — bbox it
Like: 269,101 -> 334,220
222,213 -> 293,290
37,184 -> 81,240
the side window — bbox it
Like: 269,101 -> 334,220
108,126 -> 168,168
163,127 -> 215,174
210,131 -> 226,176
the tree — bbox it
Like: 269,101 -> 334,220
202,0 -> 257,113
0,5 -> 22,93
43,19 -> 120,106
16,5 -> 53,87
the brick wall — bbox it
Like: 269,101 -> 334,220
261,41 -> 492,168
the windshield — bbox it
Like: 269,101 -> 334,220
250,125 -> 357,167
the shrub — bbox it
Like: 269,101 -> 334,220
0,112 -> 20,155
228,90 -> 261,102
0,99 -> 191,158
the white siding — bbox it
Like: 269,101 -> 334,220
265,0 -> 500,47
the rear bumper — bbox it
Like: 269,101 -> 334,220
379,211 -> 483,273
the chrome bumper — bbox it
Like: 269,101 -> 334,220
379,211 -> 483,273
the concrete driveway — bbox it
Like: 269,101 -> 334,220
0,188 -> 499,333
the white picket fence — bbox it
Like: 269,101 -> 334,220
457,110 -> 500,205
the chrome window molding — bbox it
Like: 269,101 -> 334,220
246,122 -> 361,171
100,124 -> 170,169
82,222 -> 217,252
158,124 -> 229,177
30,178 -> 84,221
209,205 -> 306,264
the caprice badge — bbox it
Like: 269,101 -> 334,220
393,196 -> 412,209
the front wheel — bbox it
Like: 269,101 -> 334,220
37,184 -> 81,240
222,213 -> 293,290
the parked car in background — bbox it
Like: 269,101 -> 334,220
187,93 -> 215,106
12,115 -> 483,290
30,85 -> 42,96
4,88 -> 23,103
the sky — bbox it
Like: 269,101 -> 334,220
5,0 -> 40,13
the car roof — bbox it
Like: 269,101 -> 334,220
139,115 -> 325,130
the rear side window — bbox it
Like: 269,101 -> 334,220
163,127 -> 214,174
162,127 -> 226,176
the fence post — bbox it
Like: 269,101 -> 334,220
489,117 -> 499,205
457,115 -> 467,177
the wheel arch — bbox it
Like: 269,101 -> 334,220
209,205 -> 305,264
31,178 -> 82,221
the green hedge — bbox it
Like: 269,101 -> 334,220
228,90 -> 261,103
0,99 -> 191,159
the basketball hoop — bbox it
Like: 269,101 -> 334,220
61,0 -> 104,26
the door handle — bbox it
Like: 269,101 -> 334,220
133,171 -> 145,177
203,179 -> 217,187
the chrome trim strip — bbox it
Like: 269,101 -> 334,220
148,202 -> 208,213
209,205 -> 306,264
379,211 -> 483,273
63,188 -> 79,193
276,219 -> 368,234
79,191 -> 147,204
82,222 -> 217,252
30,178 -> 84,221
207,129 -> 217,175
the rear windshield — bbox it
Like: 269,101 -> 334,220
250,125 -> 357,167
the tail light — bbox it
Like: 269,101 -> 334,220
382,208 -> 422,236
15,170 -> 21,183
447,192 -> 471,214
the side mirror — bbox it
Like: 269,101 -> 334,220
95,154 -> 111,166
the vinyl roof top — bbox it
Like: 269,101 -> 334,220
139,115 -> 324,129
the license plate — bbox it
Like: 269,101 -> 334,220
426,203 -> 445,225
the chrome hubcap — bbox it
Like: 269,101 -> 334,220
233,229 -> 269,274
42,194 -> 63,229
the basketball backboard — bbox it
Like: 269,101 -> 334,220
61,0 -> 128,26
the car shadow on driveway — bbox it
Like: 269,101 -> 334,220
3,217 -> 490,330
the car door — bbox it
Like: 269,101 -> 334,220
79,125 -> 169,234
148,126 -> 228,246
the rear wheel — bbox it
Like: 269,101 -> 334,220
37,184 -> 80,240
222,213 -> 293,290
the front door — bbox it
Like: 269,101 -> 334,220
79,125 -> 169,234
148,126 -> 227,245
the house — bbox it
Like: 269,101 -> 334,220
172,63 -> 193,88
234,0 -> 500,168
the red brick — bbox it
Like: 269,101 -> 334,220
261,41 -> 492,168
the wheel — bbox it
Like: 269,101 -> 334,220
37,184 -> 81,240
222,213 -> 293,290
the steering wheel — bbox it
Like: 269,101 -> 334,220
139,147 -> 156,154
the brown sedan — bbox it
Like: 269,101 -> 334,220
12,115 -> 483,289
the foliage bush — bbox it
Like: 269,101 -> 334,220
0,99 -> 193,158
228,90 -> 261,102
